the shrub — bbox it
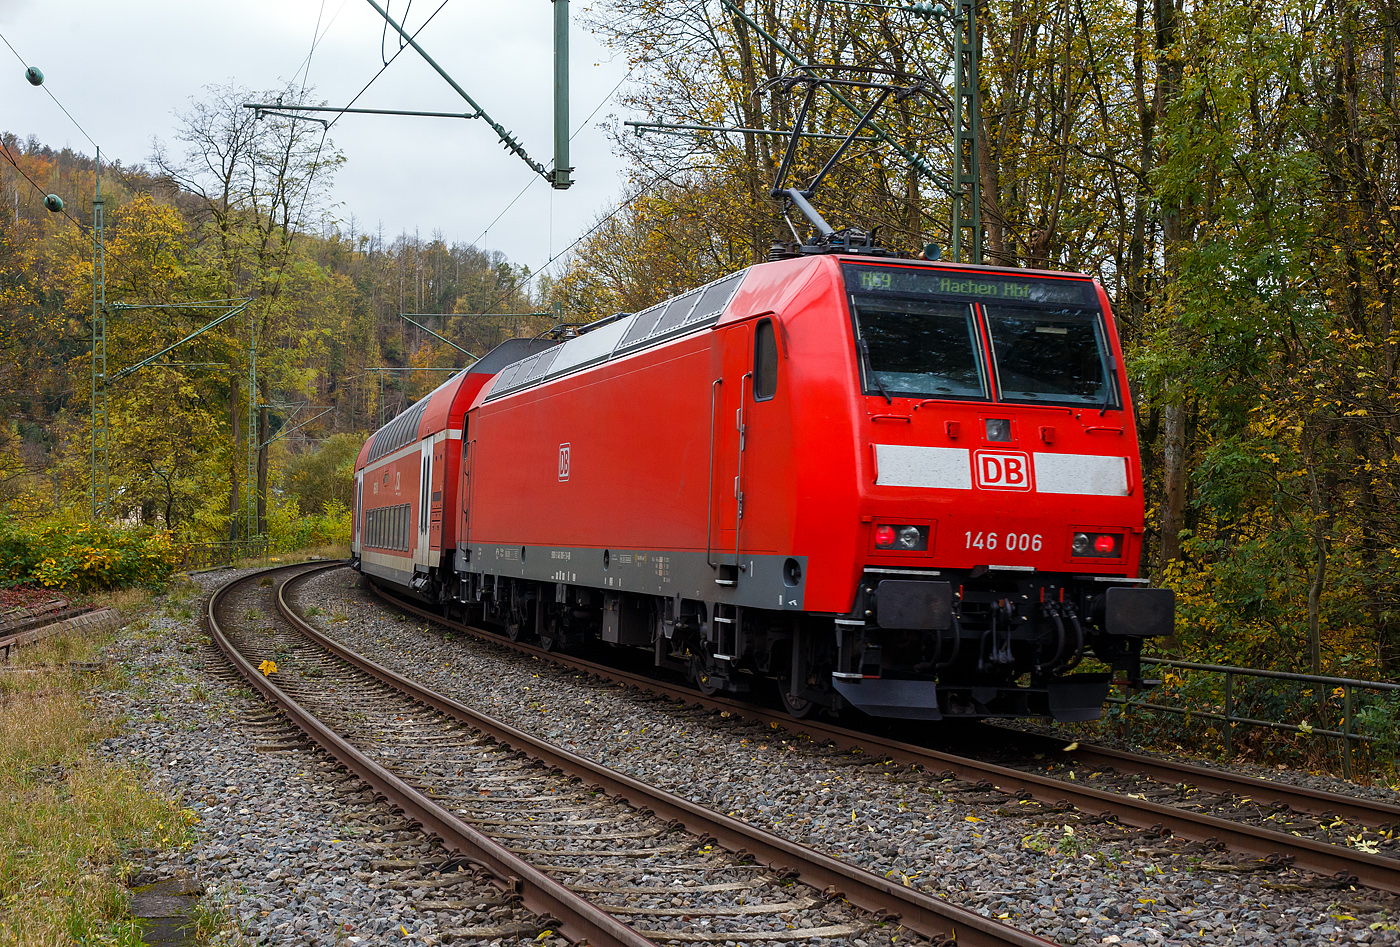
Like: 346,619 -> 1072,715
0,516 -> 41,580
283,433 -> 363,515
0,515 -> 178,592
266,496 -> 351,552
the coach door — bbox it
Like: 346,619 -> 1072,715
429,435 -> 446,551
710,323 -> 751,580
353,472 -> 363,553
416,440 -> 432,568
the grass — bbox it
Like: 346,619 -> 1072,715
91,586 -> 159,613
0,541 -> 352,943
187,897 -> 239,944
227,543 -> 350,572
0,619 -> 193,946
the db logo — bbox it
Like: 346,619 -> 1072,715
558,443 -> 571,481
975,450 -> 1033,491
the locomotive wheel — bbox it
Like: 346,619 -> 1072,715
778,675 -> 817,718
539,609 -> 564,652
505,621 -> 523,642
691,656 -> 721,696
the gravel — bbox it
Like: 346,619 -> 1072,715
290,566 -> 1400,946
990,718 -> 1400,809
218,572 -> 900,946
92,566 -> 568,946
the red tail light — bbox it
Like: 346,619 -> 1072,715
874,524 -> 929,551
1072,531 -> 1124,558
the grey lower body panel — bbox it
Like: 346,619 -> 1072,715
460,542 -> 807,612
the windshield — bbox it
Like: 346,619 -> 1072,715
842,263 -> 1115,406
850,295 -> 987,399
985,306 -> 1113,405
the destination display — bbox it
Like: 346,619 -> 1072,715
843,263 -> 1099,307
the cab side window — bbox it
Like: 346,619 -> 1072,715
754,319 -> 779,401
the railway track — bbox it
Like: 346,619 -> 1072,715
985,728 -> 1400,834
360,575 -> 1400,897
208,562 -> 1057,947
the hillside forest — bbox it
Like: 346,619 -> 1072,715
2,0 -> 1399,684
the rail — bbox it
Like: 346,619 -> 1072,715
208,562 -> 658,947
363,578 -> 1400,895
289,570 -> 1059,947
1110,657 -> 1400,779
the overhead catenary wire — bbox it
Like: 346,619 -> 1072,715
259,0 -> 443,296
0,30 -> 99,155
0,139 -> 88,231
382,0 -> 415,65
285,0 -> 335,242
0,29 -> 101,233
469,146 -> 703,319
296,0 -> 330,96
470,66 -> 635,250
291,0 -> 349,91
250,0 -> 373,339
331,0 -> 453,133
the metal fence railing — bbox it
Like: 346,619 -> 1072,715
1107,657 -> 1400,778
176,541 -> 270,573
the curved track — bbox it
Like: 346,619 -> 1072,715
361,575 -> 1400,896
208,562 -> 1057,947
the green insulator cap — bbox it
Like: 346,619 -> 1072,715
44,194 -> 64,213
25,66 -> 43,86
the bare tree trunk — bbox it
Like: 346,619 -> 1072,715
1159,401 -> 1188,565
1153,0 -> 1190,569
1304,459 -> 1330,679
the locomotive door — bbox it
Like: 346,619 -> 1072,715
458,436 -> 473,553
711,324 -> 751,568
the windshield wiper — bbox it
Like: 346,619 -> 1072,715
857,339 -> 893,404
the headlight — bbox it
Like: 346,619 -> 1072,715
985,418 -> 1012,442
875,524 -> 928,551
1072,531 -> 1122,558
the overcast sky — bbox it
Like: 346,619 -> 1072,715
0,0 -> 635,275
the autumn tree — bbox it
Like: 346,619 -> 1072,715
154,83 -> 344,537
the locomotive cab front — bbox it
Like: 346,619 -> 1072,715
787,258 -> 1174,721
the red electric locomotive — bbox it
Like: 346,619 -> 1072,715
354,252 -> 1173,721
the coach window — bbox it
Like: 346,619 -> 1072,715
754,319 -> 779,401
